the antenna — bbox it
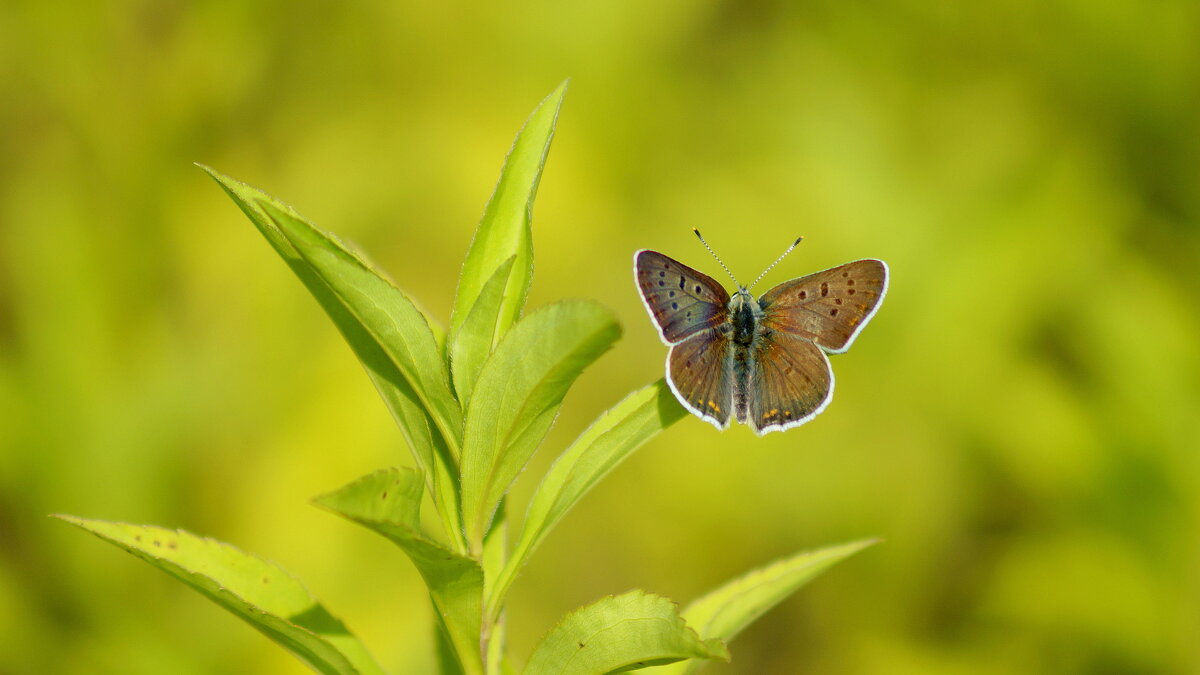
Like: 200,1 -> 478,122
747,235 -> 803,291
692,228 -> 742,287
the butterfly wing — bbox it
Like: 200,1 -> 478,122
746,331 -> 833,435
745,258 -> 887,434
634,250 -> 731,344
757,259 -> 888,353
668,329 -> 734,430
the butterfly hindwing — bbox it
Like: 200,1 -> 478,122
757,259 -> 888,353
635,250 -> 731,344
745,331 -> 833,435
667,328 -> 734,429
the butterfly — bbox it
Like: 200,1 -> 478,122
634,230 -> 888,435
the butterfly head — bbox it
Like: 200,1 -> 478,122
730,287 -> 756,308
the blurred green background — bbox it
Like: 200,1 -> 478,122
2,1 -> 1198,673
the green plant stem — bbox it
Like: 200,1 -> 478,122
485,559 -> 517,626
480,503 -> 508,673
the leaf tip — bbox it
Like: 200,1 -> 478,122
195,162 -> 234,187
704,636 -> 732,662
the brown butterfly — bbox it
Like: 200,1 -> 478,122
634,230 -> 888,435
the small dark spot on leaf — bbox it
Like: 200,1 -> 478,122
168,541 -> 177,549
263,577 -> 270,584
135,536 -> 142,542
153,540 -> 161,547
578,642 -> 586,649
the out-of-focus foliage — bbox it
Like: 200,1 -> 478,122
1,1 -> 1196,674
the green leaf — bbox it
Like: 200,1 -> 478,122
200,166 -> 463,549
434,605 -> 468,675
652,539 -> 878,675
450,81 -> 567,347
524,590 -> 729,675
54,515 -> 383,675
460,300 -> 621,548
488,380 -> 685,618
314,468 -> 486,675
449,256 -> 517,408
256,200 -> 463,452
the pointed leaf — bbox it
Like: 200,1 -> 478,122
314,469 -> 484,675
257,200 -> 462,452
525,590 -> 729,675
460,300 -> 620,547
450,81 -> 567,345
652,540 -> 878,675
198,164 -> 445,343
489,380 -> 684,617
54,515 -> 383,675
200,166 -> 462,547
449,256 -> 516,408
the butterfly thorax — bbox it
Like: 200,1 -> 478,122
728,289 -> 762,347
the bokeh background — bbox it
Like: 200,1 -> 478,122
2,1 -> 1198,673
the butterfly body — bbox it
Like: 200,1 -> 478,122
634,248 -> 887,435
720,289 -> 760,424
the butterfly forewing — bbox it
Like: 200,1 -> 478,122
747,331 -> 833,434
757,259 -> 888,353
635,250 -> 731,344
668,329 -> 734,429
